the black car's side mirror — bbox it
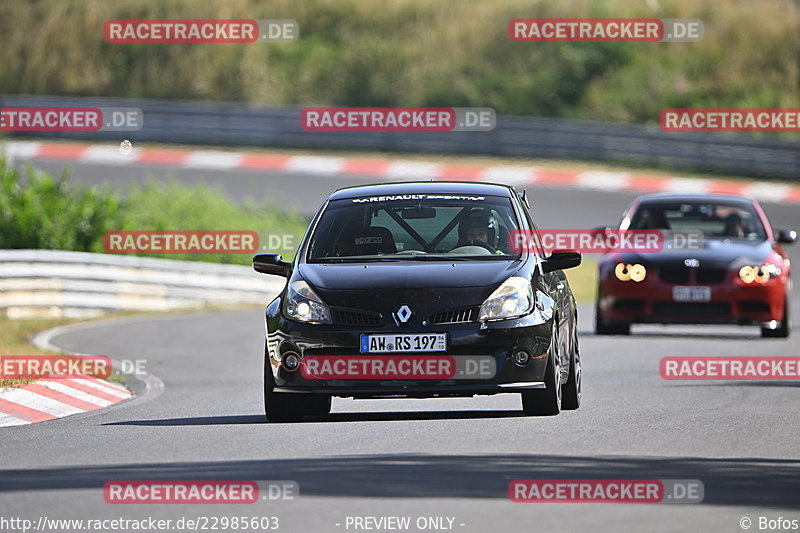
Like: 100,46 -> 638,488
776,229 -> 797,245
253,254 -> 291,277
542,249 -> 582,273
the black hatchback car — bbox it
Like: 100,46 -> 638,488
253,182 -> 582,421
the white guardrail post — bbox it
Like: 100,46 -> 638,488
0,250 -> 285,319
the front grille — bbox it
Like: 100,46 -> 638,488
331,307 -> 384,327
659,266 -> 690,284
652,302 -> 732,316
739,301 -> 771,313
428,306 -> 480,324
614,298 -> 645,311
696,268 -> 727,284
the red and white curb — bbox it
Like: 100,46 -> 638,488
0,376 -> 131,427
4,140 -> 800,204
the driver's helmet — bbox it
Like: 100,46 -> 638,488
460,208 -> 499,248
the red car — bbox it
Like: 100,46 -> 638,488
596,193 -> 795,337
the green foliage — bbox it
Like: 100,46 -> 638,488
0,161 -> 122,252
0,157 -> 309,264
0,0 -> 796,123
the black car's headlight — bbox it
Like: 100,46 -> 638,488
479,276 -> 534,321
283,280 -> 332,324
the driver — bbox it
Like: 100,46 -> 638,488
460,209 -> 499,249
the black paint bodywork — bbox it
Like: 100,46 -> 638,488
262,182 -> 579,399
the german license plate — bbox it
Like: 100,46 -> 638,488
672,286 -> 711,302
360,333 -> 447,353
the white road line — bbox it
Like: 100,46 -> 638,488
1,389 -> 85,417
80,145 -> 139,165
285,156 -> 345,175
39,381 -> 112,407
3,141 -> 42,164
577,171 -> 631,191
182,151 -> 243,169
664,177 -> 714,193
0,413 -> 30,428
387,161 -> 441,180
480,166 -> 537,186
743,183 -> 791,203
69,378 -> 130,399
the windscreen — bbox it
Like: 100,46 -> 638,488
307,194 -> 522,262
629,201 -> 767,241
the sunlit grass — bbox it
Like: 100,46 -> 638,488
0,0 -> 796,123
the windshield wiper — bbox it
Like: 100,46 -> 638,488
404,254 -> 517,261
315,257 -> 405,263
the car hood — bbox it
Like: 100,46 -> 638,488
298,260 -> 523,290
614,239 -> 775,267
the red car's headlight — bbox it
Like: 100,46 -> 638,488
614,262 -> 647,282
738,264 -> 782,284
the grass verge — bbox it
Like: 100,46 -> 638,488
0,316 -> 106,387
565,259 -> 598,306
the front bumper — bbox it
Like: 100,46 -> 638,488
598,269 -> 787,326
265,310 -> 555,398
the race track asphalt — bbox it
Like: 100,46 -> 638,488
1,156 -> 799,532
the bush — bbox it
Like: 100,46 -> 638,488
0,0 -> 796,123
0,157 -> 309,264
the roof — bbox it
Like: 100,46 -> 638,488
636,192 -> 756,205
327,181 -> 516,201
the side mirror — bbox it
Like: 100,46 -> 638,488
776,229 -> 797,245
542,249 -> 581,273
253,254 -> 291,277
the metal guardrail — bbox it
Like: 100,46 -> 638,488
0,250 -> 284,319
1,94 -> 798,180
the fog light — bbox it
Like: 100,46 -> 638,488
512,350 -> 531,367
282,352 -> 300,372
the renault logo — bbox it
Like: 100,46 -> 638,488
684,258 -> 700,268
394,304 -> 413,325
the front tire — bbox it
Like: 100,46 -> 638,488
761,296 -> 791,338
595,300 -> 630,335
561,322 -> 581,410
264,359 -> 331,422
521,324 -> 562,416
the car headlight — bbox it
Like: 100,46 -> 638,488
283,280 -> 332,324
479,276 -> 534,321
614,263 -> 646,282
739,264 -> 781,284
